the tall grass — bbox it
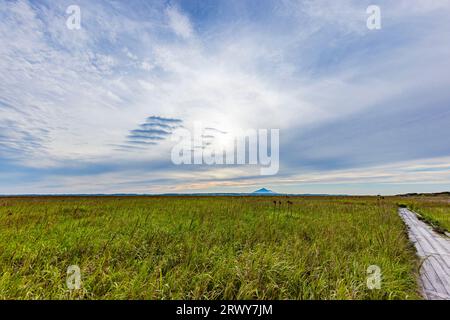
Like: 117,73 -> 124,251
0,196 -> 420,299
398,196 -> 450,234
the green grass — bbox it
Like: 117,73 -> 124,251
399,197 -> 450,234
0,196 -> 420,300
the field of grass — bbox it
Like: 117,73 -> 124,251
398,197 -> 450,234
0,196 -> 420,300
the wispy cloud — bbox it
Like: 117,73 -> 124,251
0,0 -> 449,194
166,5 -> 194,39
123,115 -> 183,149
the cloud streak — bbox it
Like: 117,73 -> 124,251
124,115 -> 183,148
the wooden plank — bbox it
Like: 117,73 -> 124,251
421,258 -> 448,295
399,208 -> 450,300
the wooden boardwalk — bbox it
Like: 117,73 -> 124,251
399,208 -> 450,300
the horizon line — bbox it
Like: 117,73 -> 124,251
0,191 -> 449,197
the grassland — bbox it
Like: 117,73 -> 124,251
0,196 -> 420,300
398,196 -> 450,234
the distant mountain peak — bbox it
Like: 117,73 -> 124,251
253,188 -> 275,194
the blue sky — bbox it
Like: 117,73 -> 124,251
1,0 -> 450,195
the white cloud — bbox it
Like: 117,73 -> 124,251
1,0 -> 450,193
140,61 -> 154,71
165,5 -> 194,39
123,47 -> 138,60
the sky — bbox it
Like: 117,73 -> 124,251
1,0 -> 450,195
